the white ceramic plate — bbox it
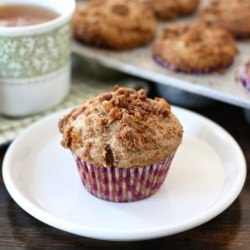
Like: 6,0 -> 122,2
2,107 -> 246,241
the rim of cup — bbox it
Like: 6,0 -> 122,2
0,0 -> 76,35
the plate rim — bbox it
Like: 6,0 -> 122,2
2,106 -> 247,241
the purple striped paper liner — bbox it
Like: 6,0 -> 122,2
73,153 -> 175,202
153,54 -> 232,74
240,62 -> 250,91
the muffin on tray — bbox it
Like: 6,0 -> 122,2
58,86 -> 183,202
199,0 -> 250,38
73,0 -> 157,50
137,0 -> 200,20
152,22 -> 237,74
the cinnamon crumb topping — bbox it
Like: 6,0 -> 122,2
117,126 -> 143,151
112,4 -> 129,16
99,93 -> 113,102
101,100 -> 113,113
101,86 -> 171,124
58,85 -> 183,168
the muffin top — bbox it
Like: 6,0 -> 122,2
137,0 -> 199,20
59,86 -> 183,168
153,22 -> 236,73
73,0 -> 157,50
199,0 -> 250,38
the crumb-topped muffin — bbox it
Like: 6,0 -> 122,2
137,0 -> 200,20
153,22 -> 237,74
199,0 -> 250,38
73,0 -> 157,50
59,86 -> 183,202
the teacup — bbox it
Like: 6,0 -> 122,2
0,0 -> 75,116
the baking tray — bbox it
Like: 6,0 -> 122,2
72,0 -> 250,110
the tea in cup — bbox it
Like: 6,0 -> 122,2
0,0 -> 76,116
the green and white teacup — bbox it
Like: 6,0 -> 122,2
0,0 -> 75,116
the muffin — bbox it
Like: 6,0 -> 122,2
199,0 -> 250,38
152,22 -> 237,74
73,0 -> 157,50
58,86 -> 183,202
240,61 -> 250,91
137,0 -> 200,20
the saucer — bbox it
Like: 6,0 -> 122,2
2,107 -> 246,241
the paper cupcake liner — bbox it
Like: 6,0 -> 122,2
73,153 -> 175,202
153,55 -> 232,74
240,63 -> 250,91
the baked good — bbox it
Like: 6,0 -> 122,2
137,0 -> 200,20
199,0 -> 250,38
73,0 -> 157,50
152,22 -> 237,74
59,86 -> 183,202
240,61 -> 250,91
